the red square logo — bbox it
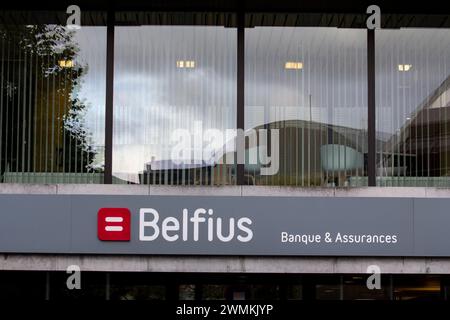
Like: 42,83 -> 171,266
98,208 -> 131,241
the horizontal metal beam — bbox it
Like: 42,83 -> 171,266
1,1 -> 450,15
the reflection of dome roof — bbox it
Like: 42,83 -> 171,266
142,118 -> 379,173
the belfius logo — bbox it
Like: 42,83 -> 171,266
97,208 -> 131,241
98,208 -> 253,243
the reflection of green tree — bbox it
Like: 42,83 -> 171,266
0,24 -> 99,178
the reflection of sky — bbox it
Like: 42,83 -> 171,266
72,27 -> 106,156
73,26 -> 450,179
376,29 -> 450,134
245,27 -> 368,130
113,26 -> 236,178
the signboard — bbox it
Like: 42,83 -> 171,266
0,194 -> 446,256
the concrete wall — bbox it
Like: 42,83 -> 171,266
1,183 -> 450,274
2,255 -> 450,274
1,183 -> 450,198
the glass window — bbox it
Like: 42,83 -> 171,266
49,271 -> 106,300
113,25 -> 237,185
249,284 -> 280,300
0,271 -> 46,299
245,27 -> 368,187
178,284 -> 196,300
376,29 -> 450,187
0,11 -> 106,184
315,276 -> 341,300
109,272 -> 167,300
202,284 -> 227,300
393,275 -> 441,301
286,284 -> 303,300
343,275 -> 390,300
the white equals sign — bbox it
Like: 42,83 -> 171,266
105,217 -> 124,232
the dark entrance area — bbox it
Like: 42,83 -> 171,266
0,271 -> 447,300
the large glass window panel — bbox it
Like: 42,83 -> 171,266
0,12 -> 106,184
342,275 -> 390,300
376,29 -> 450,187
49,271 -> 106,300
0,271 -> 46,299
245,27 -> 367,187
109,272 -> 167,300
113,26 -> 236,185
393,275 -> 441,300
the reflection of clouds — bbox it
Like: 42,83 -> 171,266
112,26 -> 237,176
72,26 -> 450,180
376,29 -> 450,134
246,27 -> 368,131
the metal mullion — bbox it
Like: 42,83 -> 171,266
27,45 -> 33,174
236,12 -> 245,185
170,28 -> 176,186
51,54 -> 55,175
396,37 -> 401,185
301,36 -> 305,186
151,30 -> 156,186
0,37 -> 4,178
104,8 -> 115,184
295,41 -> 300,186
62,58 -> 68,179
307,43 -> 312,186
426,41 -> 431,186
367,29 -> 376,186
22,46 -> 27,175
325,40 -> 330,186
45,51 -> 50,179
17,42 -> 21,174
11,39 -> 16,176
34,49 -> 39,174
13,39 -> 21,176
390,35 -> 395,187
5,39 -> 10,178
420,43 -> 425,182
337,41 -> 341,185
55,53 -> 60,176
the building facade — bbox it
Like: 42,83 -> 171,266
1,0 -> 450,300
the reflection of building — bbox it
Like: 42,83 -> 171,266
137,120 -> 370,187
379,76 -> 450,183
139,159 -> 213,185
251,120 -> 369,187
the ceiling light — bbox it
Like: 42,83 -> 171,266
58,60 -> 74,68
398,64 -> 412,72
285,62 -> 303,70
177,60 -> 195,69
